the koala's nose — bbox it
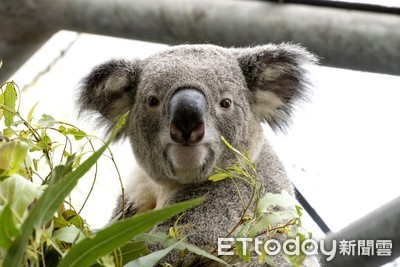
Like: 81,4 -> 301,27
169,89 -> 207,144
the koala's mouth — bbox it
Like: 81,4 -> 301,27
168,143 -> 209,170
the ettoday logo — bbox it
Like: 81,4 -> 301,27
218,237 -> 393,261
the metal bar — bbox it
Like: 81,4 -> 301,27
320,196 -> 400,267
1,0 -> 400,78
268,0 -> 400,15
0,11 -> 55,83
294,186 -> 331,234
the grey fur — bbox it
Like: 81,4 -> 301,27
77,43 -> 318,266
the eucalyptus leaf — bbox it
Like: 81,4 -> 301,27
258,190 -> 297,213
43,246 -> 62,267
63,209 -> 85,229
58,198 -> 203,267
135,232 -> 229,266
237,220 -> 252,238
0,141 -> 28,179
236,238 -> 251,263
52,226 -> 85,243
66,128 -> 87,141
58,125 -> 67,134
0,175 -> 44,220
119,241 -> 149,266
0,91 -> 4,119
125,240 -> 183,267
209,172 -> 231,182
27,102 -> 39,123
221,136 -> 247,159
54,213 -> 70,229
38,114 -> 56,127
0,204 -> 20,249
97,254 -> 115,267
295,205 -> 303,217
2,127 -> 15,138
249,209 -> 297,237
91,241 -> 149,267
48,154 -> 76,185
3,82 -> 17,127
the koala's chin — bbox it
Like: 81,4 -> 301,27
167,143 -> 214,184
168,144 -> 208,169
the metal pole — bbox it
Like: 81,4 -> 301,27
0,9 -> 55,83
1,0 -> 400,80
320,196 -> 400,267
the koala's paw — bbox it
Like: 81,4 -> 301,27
110,195 -> 138,221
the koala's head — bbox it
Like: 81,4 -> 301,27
78,43 -> 316,185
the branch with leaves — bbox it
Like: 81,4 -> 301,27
207,136 -> 313,266
0,81 -> 208,267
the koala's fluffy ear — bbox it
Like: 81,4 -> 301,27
77,59 -> 140,135
235,43 -> 317,131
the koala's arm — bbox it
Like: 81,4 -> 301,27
152,178 -> 250,266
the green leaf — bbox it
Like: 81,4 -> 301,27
113,112 -> 129,136
16,138 -> 35,151
63,209 -> 84,229
58,198 -> 203,267
264,256 -> 276,266
54,213 -> 70,229
0,204 -> 20,249
58,125 -> 67,134
236,238 -> 251,263
221,136 -> 247,159
43,246 -> 62,267
52,226 -> 84,243
208,172 -> 231,182
66,128 -> 87,141
0,140 -> 29,179
3,82 -> 18,127
125,240 -> 183,267
0,90 -> 4,120
119,241 -> 149,266
97,254 -> 115,267
3,134 -> 113,266
249,210 -> 297,237
237,220 -> 252,238
0,175 -> 44,220
287,252 -> 307,267
48,154 -> 76,185
27,102 -> 39,123
295,205 -> 303,217
38,114 -> 56,127
135,232 -> 229,266
2,127 -> 15,138
91,241 -> 149,267
258,190 -> 297,213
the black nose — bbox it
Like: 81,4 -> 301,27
169,89 -> 207,144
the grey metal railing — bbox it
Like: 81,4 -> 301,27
1,0 -> 400,83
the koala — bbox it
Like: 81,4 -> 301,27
77,43 -> 318,266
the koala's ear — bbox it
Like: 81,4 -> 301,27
235,43 -> 317,131
77,59 -> 141,135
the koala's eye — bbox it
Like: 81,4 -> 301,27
219,99 -> 232,109
147,96 -> 160,107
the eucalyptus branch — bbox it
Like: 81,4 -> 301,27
256,218 -> 298,239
